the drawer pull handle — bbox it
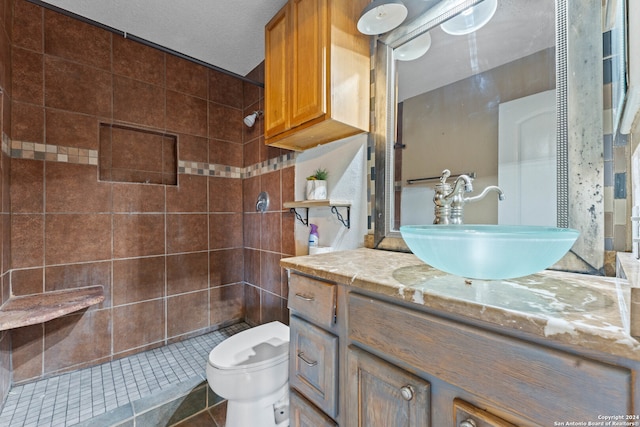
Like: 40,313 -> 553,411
460,420 -> 477,427
400,385 -> 414,401
295,293 -> 315,301
297,352 -> 318,367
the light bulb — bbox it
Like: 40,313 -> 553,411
244,114 -> 256,127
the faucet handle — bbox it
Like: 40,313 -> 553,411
440,169 -> 451,183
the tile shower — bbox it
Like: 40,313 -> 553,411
0,323 -> 250,426
0,0 -> 296,421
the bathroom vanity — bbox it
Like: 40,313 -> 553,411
282,248 -> 640,426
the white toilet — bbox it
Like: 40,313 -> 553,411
206,321 -> 290,427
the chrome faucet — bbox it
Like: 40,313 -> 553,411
433,170 -> 473,224
433,169 -> 505,224
450,185 -> 505,224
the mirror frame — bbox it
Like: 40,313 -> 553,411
373,0 -> 605,274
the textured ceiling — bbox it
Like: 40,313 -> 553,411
36,0 -> 554,97
38,0 -> 288,78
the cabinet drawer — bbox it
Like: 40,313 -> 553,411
288,273 -> 336,328
290,315 -> 338,418
454,399 -> 517,427
290,390 -> 337,427
348,293 -> 632,424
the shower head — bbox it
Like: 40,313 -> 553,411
243,110 -> 263,127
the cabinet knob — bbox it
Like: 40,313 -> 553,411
460,419 -> 477,427
400,385 -> 414,401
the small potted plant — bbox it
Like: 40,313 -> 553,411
306,168 -> 329,200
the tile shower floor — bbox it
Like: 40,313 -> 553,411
0,322 -> 249,427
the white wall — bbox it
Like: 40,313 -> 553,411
293,134 -> 368,255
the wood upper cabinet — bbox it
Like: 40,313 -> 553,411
265,4 -> 289,137
264,0 -> 370,151
290,0 -> 326,129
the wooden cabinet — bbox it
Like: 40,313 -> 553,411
264,0 -> 370,151
348,292 -> 632,426
284,265 -> 640,426
347,346 -> 431,427
288,273 -> 341,424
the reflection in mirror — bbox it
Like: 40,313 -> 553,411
373,0 -> 605,274
395,0 -> 555,227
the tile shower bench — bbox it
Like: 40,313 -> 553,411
0,285 -> 104,331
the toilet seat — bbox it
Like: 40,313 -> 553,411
208,321 -> 289,372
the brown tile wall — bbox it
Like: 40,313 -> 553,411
0,0 -> 12,407
242,62 -> 294,327
6,0 -> 294,385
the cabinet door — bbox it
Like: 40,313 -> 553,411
290,390 -> 337,427
290,315 -> 338,418
290,0 -> 327,128
347,346 -> 431,427
265,4 -> 289,138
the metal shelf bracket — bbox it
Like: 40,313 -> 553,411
285,201 -> 351,229
331,206 -> 351,229
289,207 -> 309,227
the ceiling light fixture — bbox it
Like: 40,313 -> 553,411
440,0 -> 498,36
395,31 -> 432,61
357,0 -> 408,35
243,110 -> 263,128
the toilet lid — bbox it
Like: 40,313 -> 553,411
208,321 -> 290,371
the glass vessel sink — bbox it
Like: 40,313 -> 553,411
399,225 -> 579,280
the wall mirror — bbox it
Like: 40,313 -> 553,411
373,0 -> 604,274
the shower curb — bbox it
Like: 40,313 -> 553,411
69,376 -> 222,427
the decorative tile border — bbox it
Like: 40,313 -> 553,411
11,140 -> 98,165
8,138 -> 297,180
1,133 -> 9,156
179,160 -> 243,178
243,152 -> 297,178
179,152 -> 296,179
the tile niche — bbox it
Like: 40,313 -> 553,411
99,123 -> 178,186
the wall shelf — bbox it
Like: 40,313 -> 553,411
0,286 -> 105,331
284,200 -> 351,228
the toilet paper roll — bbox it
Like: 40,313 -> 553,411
309,246 -> 333,255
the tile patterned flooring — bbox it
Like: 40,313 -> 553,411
0,323 -> 249,427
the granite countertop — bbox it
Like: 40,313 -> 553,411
281,248 -> 640,362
